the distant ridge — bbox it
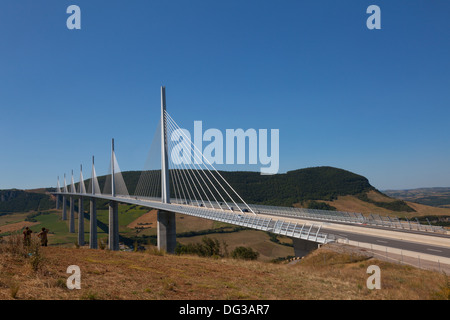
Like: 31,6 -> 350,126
384,187 -> 450,208
0,189 -> 54,214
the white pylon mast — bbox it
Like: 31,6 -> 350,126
91,156 -> 95,195
161,86 -> 170,204
111,139 -> 115,197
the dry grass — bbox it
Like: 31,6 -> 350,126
404,202 -> 450,217
366,190 -> 398,203
0,240 -> 448,300
315,194 -> 450,218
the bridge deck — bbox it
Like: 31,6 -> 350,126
54,192 -> 337,244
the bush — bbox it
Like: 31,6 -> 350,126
29,244 -> 44,272
357,192 -> 415,212
175,236 -> 228,258
231,246 -> 259,260
307,201 -> 336,211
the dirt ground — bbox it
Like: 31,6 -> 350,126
0,221 -> 39,234
127,209 -> 158,229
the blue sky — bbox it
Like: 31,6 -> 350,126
0,0 -> 449,191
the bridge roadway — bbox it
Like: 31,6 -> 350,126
257,212 -> 450,260
55,192 -> 450,263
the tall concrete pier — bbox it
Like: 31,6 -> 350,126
90,198 -> 97,249
69,195 -> 75,233
108,200 -> 119,250
78,196 -> 84,246
62,195 -> 67,220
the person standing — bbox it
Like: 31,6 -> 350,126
37,227 -> 49,247
23,227 -> 32,246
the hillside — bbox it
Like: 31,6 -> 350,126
0,189 -> 54,214
75,166 -> 415,211
0,240 -> 448,300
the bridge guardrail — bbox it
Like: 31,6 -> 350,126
239,203 -> 446,234
161,202 -> 337,244
54,192 -> 338,244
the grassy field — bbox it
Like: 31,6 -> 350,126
0,240 -> 448,300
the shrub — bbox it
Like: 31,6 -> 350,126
98,239 -> 106,250
9,283 -> 20,299
175,236 -> 227,258
28,240 -> 45,272
231,246 -> 259,260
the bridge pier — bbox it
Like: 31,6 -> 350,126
78,196 -> 85,246
62,195 -> 67,220
89,198 -> 97,249
157,210 -> 176,254
292,238 -> 320,258
56,195 -> 60,210
108,200 -> 119,251
69,196 -> 75,233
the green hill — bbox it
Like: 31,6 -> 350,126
1,166 -> 414,213
0,189 -> 54,215
86,166 -> 374,207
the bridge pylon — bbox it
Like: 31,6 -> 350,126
62,174 -> 67,220
56,176 -> 60,210
108,139 -> 119,251
78,165 -> 85,246
69,170 -> 75,233
89,156 -> 98,249
157,86 -> 176,253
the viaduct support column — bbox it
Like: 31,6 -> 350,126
56,195 -> 60,210
69,196 -> 75,233
157,210 -> 176,253
292,238 -> 319,258
108,200 -> 119,250
62,196 -> 67,220
89,198 -> 97,249
78,196 -> 85,246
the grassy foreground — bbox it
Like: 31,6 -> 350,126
0,238 -> 448,300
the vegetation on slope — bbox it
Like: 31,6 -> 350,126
0,190 -> 54,214
0,238 -> 448,300
81,166 -> 377,206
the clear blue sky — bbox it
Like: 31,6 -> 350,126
0,0 -> 449,191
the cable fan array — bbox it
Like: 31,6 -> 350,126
164,110 -> 254,214
61,111 -> 253,214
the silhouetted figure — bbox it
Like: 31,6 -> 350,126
37,227 -> 49,247
23,227 -> 32,246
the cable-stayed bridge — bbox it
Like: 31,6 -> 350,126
53,87 -> 450,262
